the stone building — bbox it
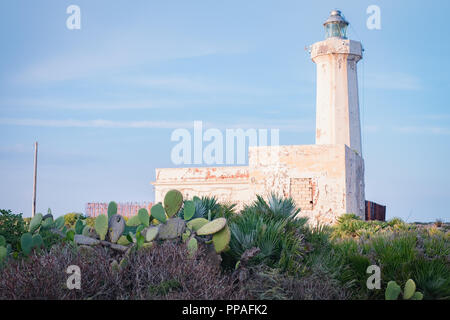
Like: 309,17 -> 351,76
152,10 -> 367,225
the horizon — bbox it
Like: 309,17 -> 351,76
1,1 -> 449,222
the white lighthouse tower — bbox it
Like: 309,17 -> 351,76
311,10 -> 363,156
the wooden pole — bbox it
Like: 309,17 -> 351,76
32,142 -> 38,218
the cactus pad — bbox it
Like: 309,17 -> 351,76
151,203 -> 167,223
75,219 -> 84,235
385,281 -> 401,300
186,218 -> 209,232
183,200 -> 195,221
196,218 -> 227,236
138,208 -> 150,227
117,235 -> 130,246
0,235 -> 5,247
108,201 -> 118,220
32,234 -> 43,249
20,233 -> 33,255
54,216 -> 65,230
29,213 -> 43,233
126,214 -> 142,227
95,214 -> 108,241
403,279 -> 416,299
145,226 -> 159,242
164,190 -> 183,217
109,214 -> 125,243
411,292 -> 423,300
158,218 -> 186,240
187,237 -> 198,258
212,225 -> 231,253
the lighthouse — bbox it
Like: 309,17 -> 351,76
311,10 -> 363,156
153,10 -> 369,225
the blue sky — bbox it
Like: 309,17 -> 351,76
0,0 -> 449,222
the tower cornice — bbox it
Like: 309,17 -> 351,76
311,38 -> 362,62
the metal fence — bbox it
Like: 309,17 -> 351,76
365,200 -> 386,221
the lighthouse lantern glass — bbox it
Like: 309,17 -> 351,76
325,21 -> 348,39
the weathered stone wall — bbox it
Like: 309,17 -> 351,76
248,144 -> 364,225
152,144 -> 365,225
153,166 -> 252,209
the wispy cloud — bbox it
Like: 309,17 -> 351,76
0,117 -> 315,134
366,72 -> 422,91
0,118 -> 191,129
0,98 -> 182,110
13,25 -> 246,85
114,75 -> 268,95
394,126 -> 450,135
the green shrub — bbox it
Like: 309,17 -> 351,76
64,213 -> 83,228
411,257 -> 450,299
0,209 -> 27,250
225,194 -> 305,274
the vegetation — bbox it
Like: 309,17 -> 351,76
0,192 -> 448,300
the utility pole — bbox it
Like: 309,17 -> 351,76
32,141 -> 38,218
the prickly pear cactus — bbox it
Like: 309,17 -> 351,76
186,218 -> 209,232
164,190 -> 183,217
403,279 -> 416,299
212,225 -> 231,253
138,208 -> 150,227
126,214 -> 141,227
385,279 -> 423,300
32,234 -> 43,249
187,237 -> 198,258
0,235 -> 5,247
158,218 -> 186,240
20,233 -> 33,255
54,216 -> 65,230
196,218 -> 227,236
75,219 -> 84,235
117,235 -> 130,246
183,200 -> 195,221
95,214 -> 108,241
41,217 -> 54,229
385,281 -> 402,300
145,226 -> 159,242
109,214 -> 125,243
151,203 -> 167,223
29,213 -> 43,233
108,201 -> 118,220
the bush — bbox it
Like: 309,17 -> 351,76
238,266 -> 352,300
0,209 -> 27,250
224,194 -> 305,274
63,213 -> 83,228
0,241 -> 243,300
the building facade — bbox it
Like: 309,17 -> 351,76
152,10 -> 366,225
